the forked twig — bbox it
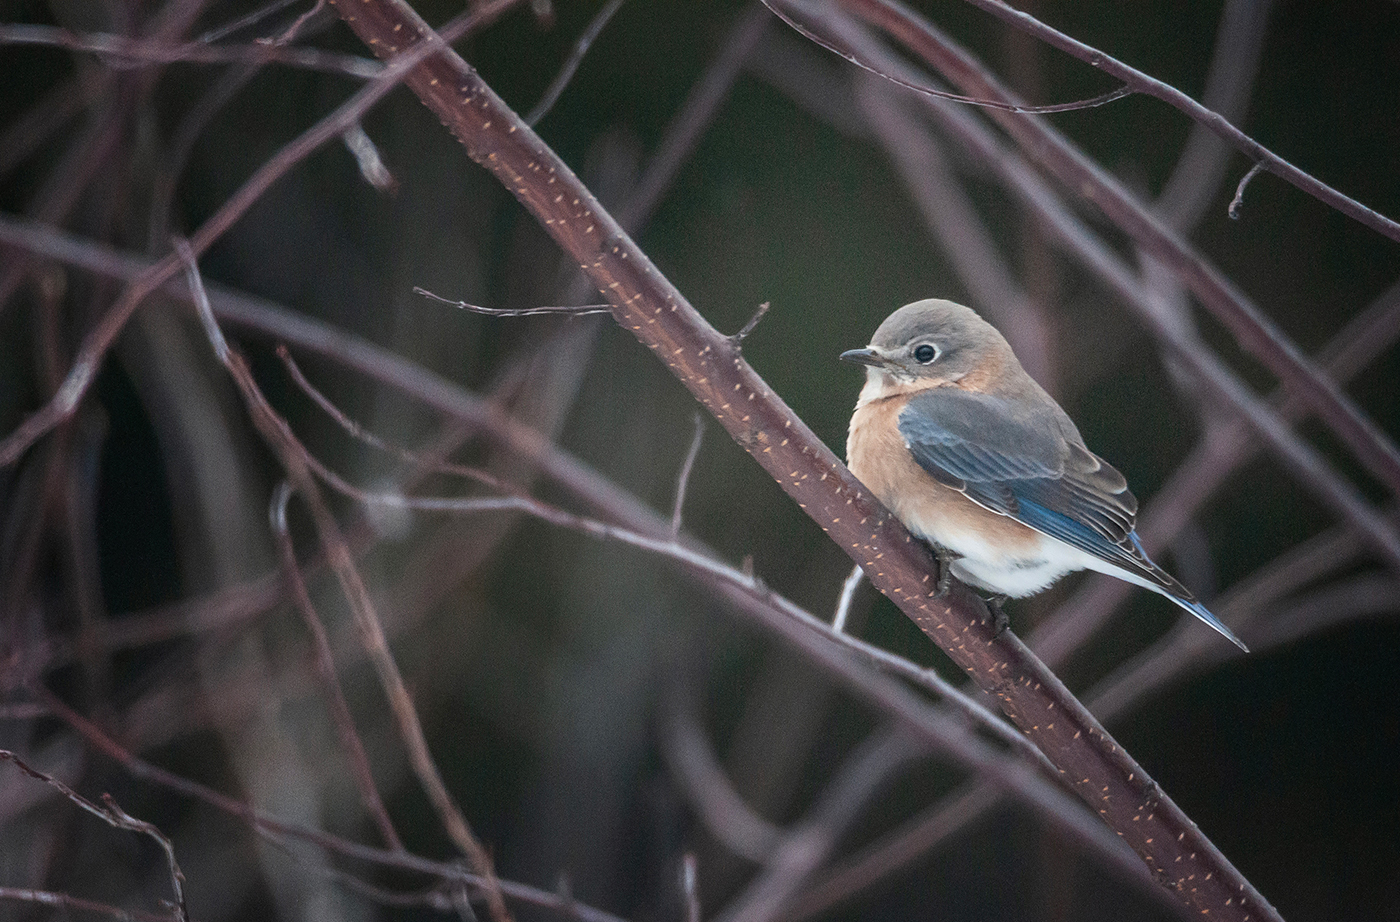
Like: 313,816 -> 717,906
0,750 -> 189,922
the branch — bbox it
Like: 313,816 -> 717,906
0,750 -> 189,922
900,0 -> 1400,242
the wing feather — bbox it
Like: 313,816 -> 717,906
898,389 -> 1172,589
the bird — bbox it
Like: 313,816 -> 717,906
841,298 -> 1247,651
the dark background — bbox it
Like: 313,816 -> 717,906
1,1 -> 1397,920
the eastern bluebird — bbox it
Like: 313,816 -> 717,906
842,299 -> 1247,651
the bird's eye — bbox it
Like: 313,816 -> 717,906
912,343 -> 939,364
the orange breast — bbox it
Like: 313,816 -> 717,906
846,395 -> 1042,558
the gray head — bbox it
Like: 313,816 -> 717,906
841,299 -> 1013,387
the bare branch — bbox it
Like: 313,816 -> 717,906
269,482 -> 405,852
671,413 -> 706,537
760,0 -> 1131,114
728,301 -> 770,348
525,0 -> 626,127
0,23 -> 383,78
715,727 -> 922,922
1229,162 -> 1267,221
0,750 -> 189,922
857,0 -> 1400,242
34,689 -> 632,922
415,285 -> 613,317
0,0 -> 525,468
661,693 -> 783,862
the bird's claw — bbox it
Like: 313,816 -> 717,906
983,594 -> 1010,637
933,547 -> 958,598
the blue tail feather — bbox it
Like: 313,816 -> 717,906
1171,594 -> 1248,652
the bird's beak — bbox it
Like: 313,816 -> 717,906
840,347 -> 886,368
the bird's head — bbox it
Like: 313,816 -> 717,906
841,299 -> 1011,398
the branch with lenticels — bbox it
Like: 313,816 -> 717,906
325,1 -> 1280,918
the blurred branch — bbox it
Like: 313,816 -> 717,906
525,0 -> 626,126
1154,0 -> 1273,231
269,482 -> 405,853
0,23 -> 382,77
0,0 -> 523,468
714,726 -> 922,922
29,689 -> 632,922
0,887 -> 177,922
661,692 -> 783,863
178,242 -> 514,922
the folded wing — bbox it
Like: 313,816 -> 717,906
897,388 -> 1181,594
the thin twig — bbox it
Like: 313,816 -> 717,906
831,563 -> 863,632
342,122 -> 398,193
0,750 -> 189,922
1229,162 -> 1266,220
760,0 -> 1132,114
671,414 -> 706,537
728,301 -> 770,348
198,0 -> 305,42
415,286 -> 613,317
525,0 -> 626,126
270,482 -> 406,852
276,344 -> 509,491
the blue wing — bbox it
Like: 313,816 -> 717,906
898,388 -> 1160,586
898,388 -> 1246,650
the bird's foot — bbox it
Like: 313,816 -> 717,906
982,594 -> 1011,637
931,546 -> 960,598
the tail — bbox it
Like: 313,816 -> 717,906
1114,531 -> 1248,652
1163,592 -> 1248,652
